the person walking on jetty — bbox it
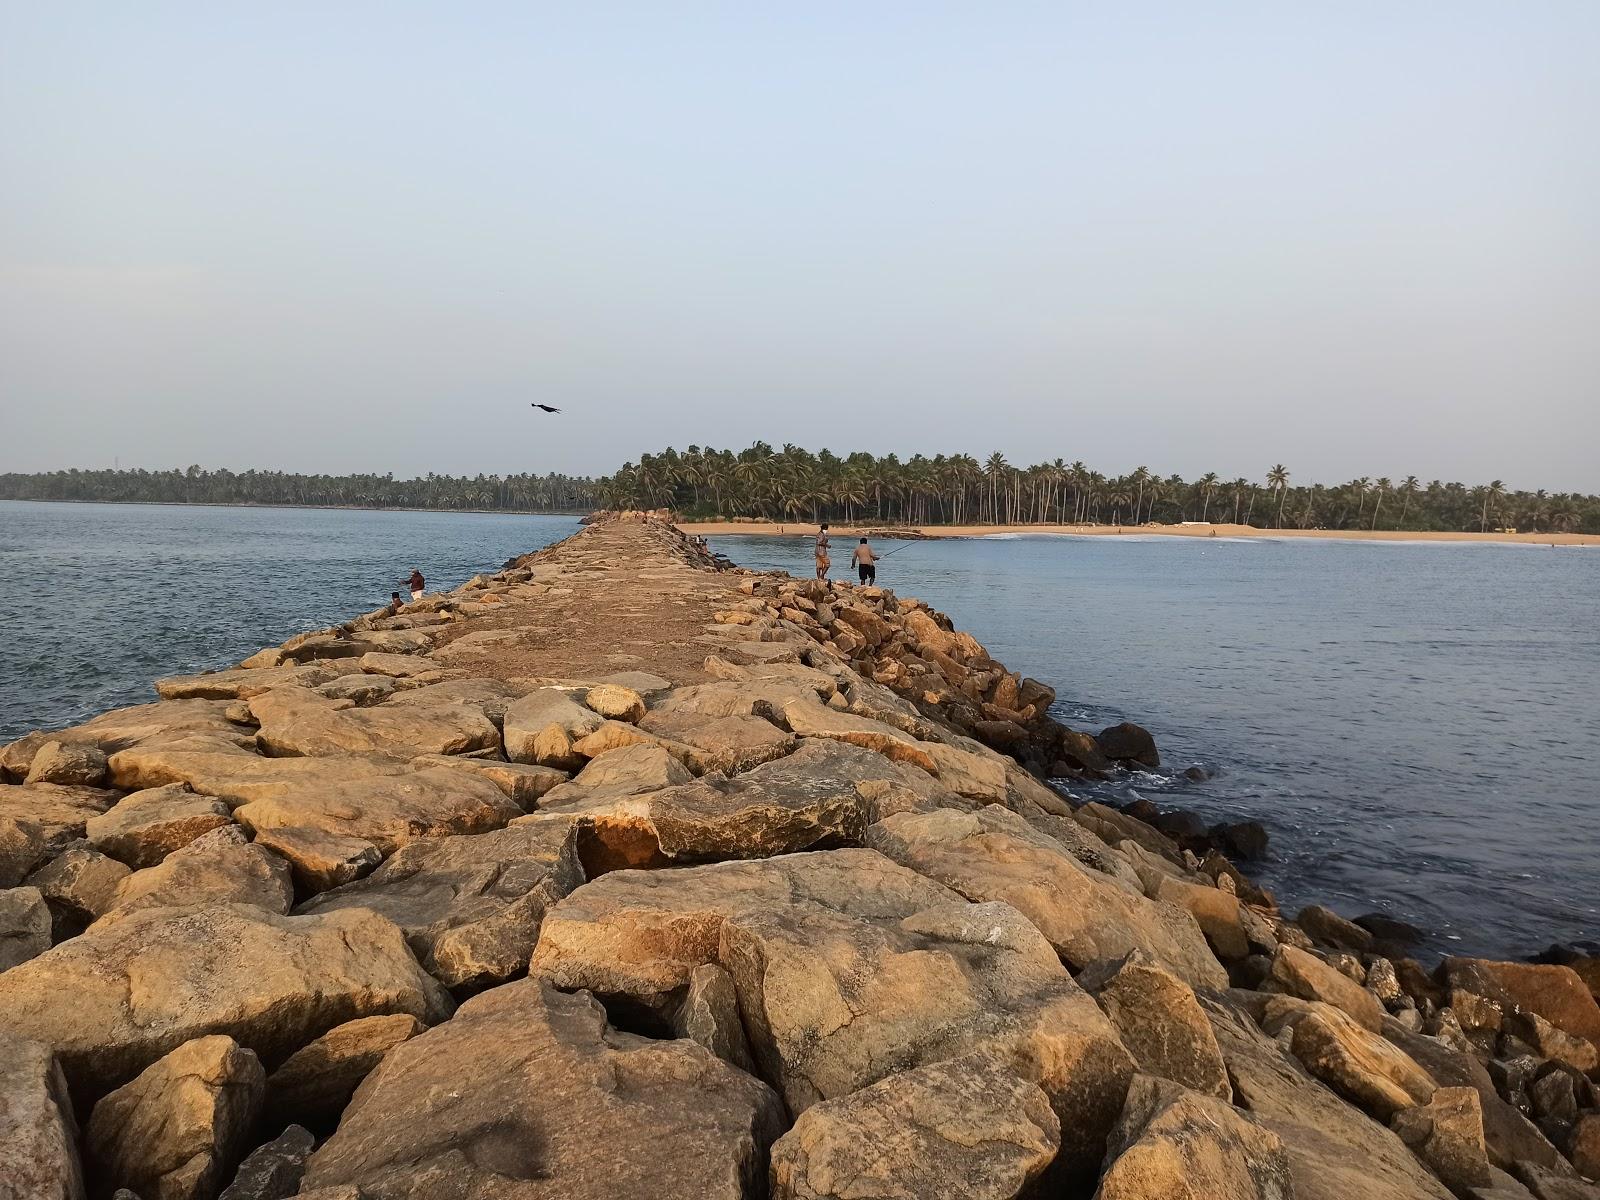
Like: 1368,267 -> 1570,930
814,523 -> 831,581
406,568 -> 425,601
851,537 -> 876,585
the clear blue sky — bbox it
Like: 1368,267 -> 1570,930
2,3 -> 1596,490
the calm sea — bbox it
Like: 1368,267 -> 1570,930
2,500 -> 1595,960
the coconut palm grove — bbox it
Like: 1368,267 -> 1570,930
597,445 -> 1597,534
4,449 -> 1597,533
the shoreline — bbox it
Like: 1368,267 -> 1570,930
679,518 -> 1600,545
0,497 -> 587,518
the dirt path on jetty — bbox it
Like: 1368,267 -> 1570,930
2,515 -> 1597,1199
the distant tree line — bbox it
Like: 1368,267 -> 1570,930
0,466 -> 600,513
599,444 -> 1599,534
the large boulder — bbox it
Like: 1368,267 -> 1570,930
1096,722 -> 1160,768
865,806 -> 1226,990
216,1125 -> 315,1200
1080,951 -> 1231,1099
0,902 -> 452,1095
24,847 -> 131,938
244,827 -> 381,896
96,827 -> 294,926
85,784 -> 234,868
779,701 -> 938,773
538,739 -> 877,870
1391,1086 -> 1493,1192
634,710 -> 798,774
1094,1074 -> 1293,1200
247,688 -> 500,759
0,784 -> 121,857
300,981 -> 786,1200
537,744 -> 693,805
154,665 -> 339,701
532,848 -> 1135,1177
1266,944 -> 1384,1031
770,1052 -> 1060,1200
0,1033 -> 84,1200
3,700 -> 250,776
263,1015 -> 424,1133
1202,994 -> 1453,1200
1441,958 -> 1600,1048
501,689 -> 604,768
298,819 -> 583,988
23,742 -> 109,788
0,817 -> 49,887
405,754 -> 568,808
85,1035 -> 264,1200
104,740 -> 409,801
232,766 -> 521,856
1263,997 -> 1434,1120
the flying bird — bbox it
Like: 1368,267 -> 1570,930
530,404 -> 561,413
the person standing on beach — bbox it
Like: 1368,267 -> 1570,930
851,537 -> 876,585
407,569 -> 425,601
814,524 -> 831,581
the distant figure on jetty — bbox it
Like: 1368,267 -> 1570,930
814,523 -> 831,581
388,591 -> 404,615
852,537 -> 876,585
407,569 -> 425,601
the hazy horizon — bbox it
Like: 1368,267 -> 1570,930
3,4 -> 1597,492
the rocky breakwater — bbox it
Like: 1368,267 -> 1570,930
0,513 -> 1596,1200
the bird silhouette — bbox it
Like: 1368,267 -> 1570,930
531,404 -> 561,413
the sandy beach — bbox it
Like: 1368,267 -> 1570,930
679,519 -> 1600,546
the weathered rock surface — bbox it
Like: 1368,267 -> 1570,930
770,1052 -> 1060,1200
263,1015 -> 424,1132
0,784 -> 122,856
635,709 -> 799,773
1094,1073 -> 1293,1200
0,1032 -> 85,1200
1266,943 -> 1385,1031
300,981 -> 786,1200
583,683 -> 646,722
1080,951 -> 1231,1099
0,886 -> 53,971
501,688 -> 604,767
1204,994 -> 1454,1200
673,962 -> 756,1073
537,743 -> 692,805
24,845 -> 131,937
1443,958 -> 1600,1048
1391,1085 -> 1493,1192
0,816 -> 49,888
299,819 -> 583,987
249,827 -> 381,895
406,753 -> 567,807
232,765 -> 521,856
23,741 -> 110,788
248,687 -> 500,758
155,665 -> 338,701
86,1035 -> 264,1200
85,784 -> 234,867
1264,997 -> 1435,1119
0,902 -> 451,1094
865,806 -> 1227,990
532,849 -> 1135,1175
216,1124 -> 314,1200
97,826 -> 294,925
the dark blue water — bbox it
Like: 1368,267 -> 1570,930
0,502 -> 580,742
3,502 -> 1595,960
717,531 -> 1600,961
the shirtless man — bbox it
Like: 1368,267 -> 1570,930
851,537 -> 876,585
814,524 -> 831,581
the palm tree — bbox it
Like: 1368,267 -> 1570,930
1397,476 -> 1419,528
1370,478 -> 1390,530
1266,465 -> 1290,528
983,452 -> 1010,524
1481,480 -> 1505,532
1197,472 -> 1219,522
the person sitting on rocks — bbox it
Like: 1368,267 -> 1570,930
851,537 -> 876,585
407,569 -> 425,601
388,591 -> 404,615
814,524 -> 831,581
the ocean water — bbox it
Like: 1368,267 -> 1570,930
719,530 -> 1600,961
2,500 -> 1595,960
0,501 -> 580,741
